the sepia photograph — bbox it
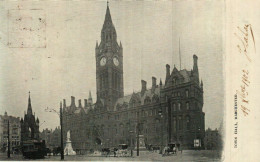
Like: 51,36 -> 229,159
0,0 -> 226,161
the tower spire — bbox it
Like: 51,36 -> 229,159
104,1 -> 112,26
88,91 -> 93,105
27,91 -> 32,115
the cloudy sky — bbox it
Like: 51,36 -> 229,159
0,0 -> 224,131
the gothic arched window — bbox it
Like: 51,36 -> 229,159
178,103 -> 181,111
186,90 -> 189,97
186,116 -> 191,130
186,102 -> 190,110
173,103 -> 176,111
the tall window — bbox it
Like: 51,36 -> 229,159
178,116 -> 182,130
173,103 -> 176,111
186,90 -> 189,97
178,103 -> 181,111
186,102 -> 190,110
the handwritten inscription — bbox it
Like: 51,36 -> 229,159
236,69 -> 250,116
234,24 -> 255,117
234,24 -> 256,62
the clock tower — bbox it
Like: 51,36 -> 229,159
95,4 -> 124,111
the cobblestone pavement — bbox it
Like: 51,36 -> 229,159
0,150 -> 221,161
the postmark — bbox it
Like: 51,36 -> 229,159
8,9 -> 46,48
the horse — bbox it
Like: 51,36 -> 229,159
101,148 -> 110,157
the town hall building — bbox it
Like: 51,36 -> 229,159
62,4 -> 205,153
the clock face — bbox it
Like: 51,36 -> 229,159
100,57 -> 106,66
113,57 -> 119,66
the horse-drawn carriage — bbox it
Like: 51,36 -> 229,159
116,144 -> 132,157
162,143 -> 180,156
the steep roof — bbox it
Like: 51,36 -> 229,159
113,86 -> 161,111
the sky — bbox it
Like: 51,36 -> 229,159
0,0 -> 224,131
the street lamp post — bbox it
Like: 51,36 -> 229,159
7,120 -> 10,158
136,109 -> 140,156
158,108 -> 163,154
60,106 -> 64,160
158,79 -> 164,154
45,103 -> 64,160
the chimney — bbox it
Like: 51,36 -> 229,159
165,64 -> 170,83
71,96 -> 76,107
78,99 -> 82,108
141,80 -> 147,96
84,99 -> 88,108
152,77 -> 157,92
63,99 -> 66,108
193,55 -> 198,71
193,55 -> 199,83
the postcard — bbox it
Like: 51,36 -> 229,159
0,0 -> 259,161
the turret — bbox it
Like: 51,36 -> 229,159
88,91 -> 93,105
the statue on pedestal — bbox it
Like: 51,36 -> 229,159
64,130 -> 76,155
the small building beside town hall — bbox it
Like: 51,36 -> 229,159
40,127 -> 61,150
0,112 -> 21,153
61,4 -> 205,154
204,128 -> 222,150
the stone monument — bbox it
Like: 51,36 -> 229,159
64,130 -> 76,155
134,135 -> 146,151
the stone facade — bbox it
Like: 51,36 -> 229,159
40,127 -> 61,149
0,112 -> 21,152
20,92 -> 40,142
204,128 -> 221,150
62,4 -> 205,153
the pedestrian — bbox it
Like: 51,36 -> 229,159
113,148 -> 117,157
